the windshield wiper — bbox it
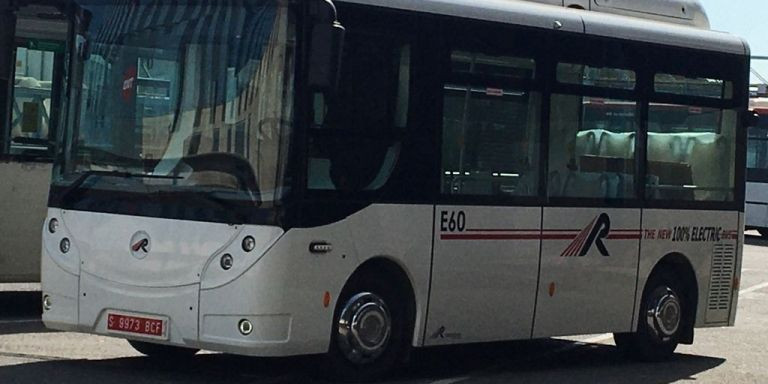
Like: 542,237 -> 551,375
58,170 -> 182,205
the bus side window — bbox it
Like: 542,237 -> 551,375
645,71 -> 738,202
547,63 -> 639,200
307,36 -> 410,193
441,51 -> 541,197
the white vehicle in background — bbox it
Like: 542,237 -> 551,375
746,97 -> 768,236
0,1 -> 68,283
42,0 -> 749,381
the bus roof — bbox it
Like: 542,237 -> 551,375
546,0 -> 710,30
335,0 -> 748,56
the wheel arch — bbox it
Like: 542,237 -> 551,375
646,252 -> 699,344
338,256 -> 419,347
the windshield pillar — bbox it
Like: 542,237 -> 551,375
0,1 -> 16,154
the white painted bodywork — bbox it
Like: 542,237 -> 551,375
43,204 -> 741,355
43,205 -> 434,356
0,160 -> 50,282
426,206 -> 541,345
534,208 -> 641,337
637,210 -> 741,328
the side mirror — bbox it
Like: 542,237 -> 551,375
745,110 -> 761,128
308,0 -> 345,92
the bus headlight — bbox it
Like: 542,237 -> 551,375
48,218 -> 59,234
220,254 -> 234,270
242,236 -> 256,252
60,238 -> 71,254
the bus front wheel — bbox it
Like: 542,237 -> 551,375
322,273 -> 409,382
614,269 -> 685,361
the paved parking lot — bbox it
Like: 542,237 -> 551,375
1,234 -> 767,384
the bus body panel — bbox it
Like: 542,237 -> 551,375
745,182 -> 768,229
731,212 -> 744,327
41,226 -> 79,331
636,209 -> 740,331
60,211 -> 250,288
426,206 -> 541,345
79,273 -> 201,347
44,204 -> 434,356
0,160 -> 50,282
533,208 -> 640,338
199,204 -> 433,355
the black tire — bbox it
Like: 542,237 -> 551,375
758,229 -> 768,239
128,340 -> 199,360
614,269 -> 686,361
321,272 -> 410,382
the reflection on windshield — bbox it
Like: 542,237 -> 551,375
62,1 -> 295,206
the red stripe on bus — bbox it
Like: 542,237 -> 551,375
606,234 -> 643,240
465,229 -> 542,232
440,230 -> 643,241
440,234 -> 545,240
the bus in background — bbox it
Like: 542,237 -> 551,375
42,0 -> 749,381
0,0 -> 69,283
746,97 -> 768,236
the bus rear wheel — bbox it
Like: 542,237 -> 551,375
128,340 -> 199,361
614,269 -> 685,361
322,273 -> 409,382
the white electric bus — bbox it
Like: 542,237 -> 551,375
42,0 -> 749,381
746,97 -> 768,236
0,0 -> 69,282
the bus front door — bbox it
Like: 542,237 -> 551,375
425,206 -> 542,345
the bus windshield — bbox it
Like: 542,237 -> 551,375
54,1 -> 296,220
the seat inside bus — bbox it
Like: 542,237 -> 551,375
558,128 -> 731,200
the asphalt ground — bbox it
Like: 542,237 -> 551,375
0,234 -> 767,384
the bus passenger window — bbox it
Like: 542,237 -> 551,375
646,104 -> 737,202
654,74 -> 733,100
548,94 -> 638,199
557,63 -> 636,90
441,51 -> 540,197
644,70 -> 737,202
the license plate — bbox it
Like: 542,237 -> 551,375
107,312 -> 167,339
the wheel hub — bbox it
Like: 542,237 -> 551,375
337,292 -> 392,364
646,287 -> 681,340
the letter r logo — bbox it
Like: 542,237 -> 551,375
579,213 -> 611,257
